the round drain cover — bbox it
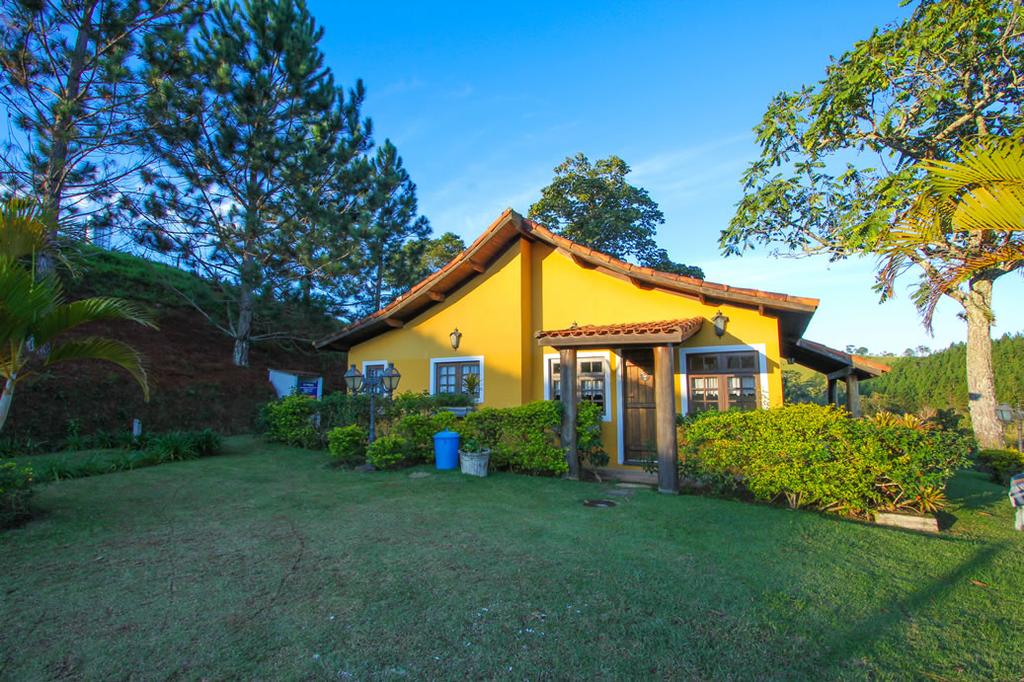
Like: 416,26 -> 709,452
583,499 -> 616,508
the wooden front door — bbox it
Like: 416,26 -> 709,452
623,348 -> 657,464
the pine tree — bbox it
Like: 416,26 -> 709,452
141,0 -> 368,366
0,0 -> 202,237
349,140 -> 430,316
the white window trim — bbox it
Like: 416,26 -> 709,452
542,351 -> 612,422
362,360 -> 388,394
361,359 -> 387,374
429,355 -> 485,403
677,344 -> 769,415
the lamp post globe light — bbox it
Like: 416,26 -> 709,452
343,363 -> 401,442
996,403 -> 1023,452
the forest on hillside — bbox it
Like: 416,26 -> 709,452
784,333 -> 1024,417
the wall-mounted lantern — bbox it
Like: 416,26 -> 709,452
712,310 -> 729,337
450,327 -> 462,350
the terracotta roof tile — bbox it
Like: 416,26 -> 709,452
537,317 -> 703,341
316,209 -> 819,350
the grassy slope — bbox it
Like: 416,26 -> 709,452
6,247 -> 344,444
0,438 -> 1020,680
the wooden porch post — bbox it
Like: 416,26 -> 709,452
654,345 -> 678,494
559,347 -> 579,479
845,375 -> 861,417
826,378 -> 838,406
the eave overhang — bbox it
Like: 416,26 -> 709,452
315,209 -> 820,352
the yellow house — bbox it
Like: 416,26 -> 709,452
316,209 -> 886,491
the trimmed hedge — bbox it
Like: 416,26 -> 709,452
681,405 -> 972,517
261,391 -> 474,450
976,448 -> 1024,484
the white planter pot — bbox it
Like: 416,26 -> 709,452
460,449 -> 490,477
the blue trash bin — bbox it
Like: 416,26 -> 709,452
433,430 -> 460,470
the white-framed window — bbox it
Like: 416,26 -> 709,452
544,352 -> 611,421
362,360 -> 387,395
678,344 -> 769,415
429,356 -> 485,403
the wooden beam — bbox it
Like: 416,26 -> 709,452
654,345 -> 679,494
570,253 -> 598,270
827,366 -> 854,381
559,348 -> 579,480
845,375 -> 862,417
469,260 -> 486,273
628,275 -> 654,290
427,291 -> 445,302
384,318 -> 404,329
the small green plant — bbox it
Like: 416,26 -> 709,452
577,401 -> 608,476
460,432 -> 485,453
327,425 -> 367,466
366,435 -> 409,470
147,430 -> 221,462
0,461 -> 34,528
462,373 -> 481,401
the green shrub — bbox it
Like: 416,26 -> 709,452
327,425 -> 368,466
976,448 -> 1024,484
577,401 -> 608,472
391,390 -> 473,415
317,392 -> 371,432
394,414 -> 438,462
682,404 -> 971,517
0,462 -> 34,528
366,435 -> 409,470
146,430 -> 222,462
261,394 -> 320,448
458,401 -> 566,475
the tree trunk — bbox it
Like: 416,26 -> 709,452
963,277 -> 1003,448
234,254 -> 256,367
234,283 -> 253,367
40,1 -> 97,226
0,375 -> 16,434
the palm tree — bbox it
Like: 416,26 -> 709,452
0,200 -> 156,433
875,136 -> 1024,447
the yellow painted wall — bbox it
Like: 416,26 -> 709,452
528,243 -> 783,467
347,243 -> 526,408
347,238 -> 787,468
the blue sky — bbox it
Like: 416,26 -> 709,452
314,0 -> 1022,354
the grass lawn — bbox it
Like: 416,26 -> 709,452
1,436 -> 1021,680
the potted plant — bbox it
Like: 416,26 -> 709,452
462,373 -> 481,402
459,433 -> 490,477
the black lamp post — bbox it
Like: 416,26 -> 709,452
344,362 -> 401,442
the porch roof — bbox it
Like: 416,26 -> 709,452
535,317 -> 703,348
789,338 -> 891,380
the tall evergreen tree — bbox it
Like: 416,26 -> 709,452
349,140 -> 430,316
0,0 -> 203,237
141,0 -> 369,366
